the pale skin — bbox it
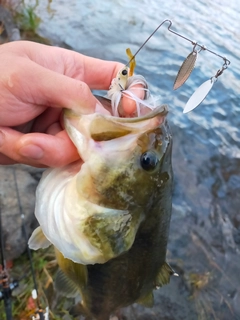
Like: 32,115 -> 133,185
0,41 -> 142,167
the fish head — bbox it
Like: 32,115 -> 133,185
60,98 -> 172,263
64,98 -> 171,206
29,98 -> 172,265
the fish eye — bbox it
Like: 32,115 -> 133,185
140,151 -> 159,171
122,69 -> 128,76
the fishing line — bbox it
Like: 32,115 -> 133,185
13,167 -> 46,320
0,197 -> 5,271
0,196 -> 18,320
12,168 -> 39,298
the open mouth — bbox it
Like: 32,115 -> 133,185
95,95 -> 168,121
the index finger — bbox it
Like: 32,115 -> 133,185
23,42 -> 125,90
22,42 -> 144,115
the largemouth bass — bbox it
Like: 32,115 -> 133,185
29,92 -> 174,319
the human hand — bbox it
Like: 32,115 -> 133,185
0,41 -> 141,167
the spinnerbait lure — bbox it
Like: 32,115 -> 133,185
107,19 -> 230,114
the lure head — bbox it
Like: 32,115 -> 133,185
115,67 -> 129,90
113,47 -> 136,91
107,66 -> 130,116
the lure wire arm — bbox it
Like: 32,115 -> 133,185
126,19 -> 230,69
166,20 -> 230,66
126,19 -> 172,67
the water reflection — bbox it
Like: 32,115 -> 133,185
23,0 -> 240,318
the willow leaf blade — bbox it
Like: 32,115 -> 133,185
173,51 -> 198,90
183,78 -> 215,113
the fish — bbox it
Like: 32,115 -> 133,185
28,73 -> 174,319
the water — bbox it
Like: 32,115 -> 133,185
24,0 -> 240,318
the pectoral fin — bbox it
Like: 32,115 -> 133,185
69,302 -> 89,318
28,226 -> 51,250
155,261 -> 176,288
55,268 -> 79,298
137,291 -> 154,308
55,248 -> 88,290
83,210 -> 142,261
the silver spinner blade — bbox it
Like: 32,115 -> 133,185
183,77 -> 216,113
173,51 -> 198,90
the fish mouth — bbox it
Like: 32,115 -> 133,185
63,96 -> 168,157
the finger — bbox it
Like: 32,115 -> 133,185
0,153 -> 17,165
9,58 -> 104,115
120,84 -> 146,116
23,42 -> 124,89
19,131 -> 80,167
30,108 -> 62,133
0,127 -> 79,167
81,55 -> 124,89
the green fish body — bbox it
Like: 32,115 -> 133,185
29,98 -> 173,320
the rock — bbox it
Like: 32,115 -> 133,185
0,4 -> 21,42
0,164 -> 43,260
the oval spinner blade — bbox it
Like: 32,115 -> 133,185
173,51 -> 198,90
183,78 -> 216,114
